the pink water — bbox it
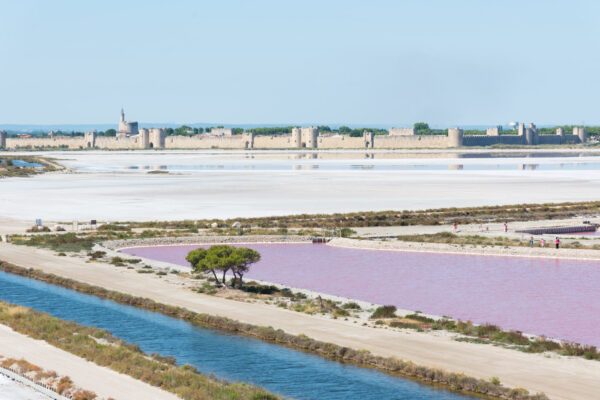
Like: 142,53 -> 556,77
121,243 -> 600,346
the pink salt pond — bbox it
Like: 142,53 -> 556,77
121,243 -> 600,346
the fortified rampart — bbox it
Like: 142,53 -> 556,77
0,111 -> 590,151
208,128 -> 234,136
389,127 -> 416,136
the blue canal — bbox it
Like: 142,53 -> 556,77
0,270 -> 476,399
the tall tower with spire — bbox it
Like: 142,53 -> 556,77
118,108 -> 138,136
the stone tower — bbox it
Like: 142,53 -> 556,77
0,130 -> 6,149
292,127 -> 302,147
573,126 -> 587,143
241,131 -> 255,149
149,128 -> 166,148
524,123 -> 538,145
84,131 -> 96,148
138,128 -> 150,149
118,108 -> 139,136
363,131 -> 374,148
486,126 -> 502,136
301,127 -> 319,148
447,128 -> 463,147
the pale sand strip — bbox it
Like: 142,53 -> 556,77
329,237 -> 600,261
0,324 -> 179,400
1,243 -> 599,400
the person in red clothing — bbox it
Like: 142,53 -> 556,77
555,237 -> 560,249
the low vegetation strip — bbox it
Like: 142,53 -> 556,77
122,201 -> 600,228
395,232 -> 600,250
0,261 -> 548,400
0,156 -> 61,178
0,300 -> 278,400
367,306 -> 600,361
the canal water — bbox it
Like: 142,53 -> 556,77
0,270 -> 475,400
122,243 -> 600,347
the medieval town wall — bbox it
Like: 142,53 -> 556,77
374,135 -> 448,149
0,124 -> 590,151
318,135 -> 366,149
253,134 -> 295,148
5,137 -> 86,150
95,136 -> 139,149
166,135 -> 244,149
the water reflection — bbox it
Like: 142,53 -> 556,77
117,161 -> 600,172
518,164 -> 538,170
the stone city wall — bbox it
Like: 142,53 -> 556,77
558,134 -> 582,144
0,125 -> 589,150
253,134 -> 295,148
462,135 -> 523,146
389,127 -> 416,136
374,135 -> 449,148
5,137 -> 85,150
95,136 -> 139,149
166,135 -> 244,149
318,135 -> 366,149
208,128 -> 233,136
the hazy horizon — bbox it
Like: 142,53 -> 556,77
2,1 -> 599,125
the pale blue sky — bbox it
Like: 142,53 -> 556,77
1,0 -> 599,126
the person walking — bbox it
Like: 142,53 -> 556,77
453,223 -> 457,233
540,238 -> 545,247
530,236 -> 534,248
504,223 -> 508,233
555,237 -> 560,249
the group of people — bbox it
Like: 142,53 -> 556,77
530,236 -> 560,249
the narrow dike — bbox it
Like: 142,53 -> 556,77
0,260 -> 548,400
0,300 -> 277,400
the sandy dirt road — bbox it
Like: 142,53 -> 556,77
1,242 -> 599,400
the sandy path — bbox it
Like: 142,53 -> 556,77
1,243 -> 599,400
329,237 -> 600,260
0,324 -> 179,400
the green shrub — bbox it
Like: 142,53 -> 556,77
342,302 -> 361,310
370,305 -> 397,319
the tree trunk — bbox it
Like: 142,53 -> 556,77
210,269 -> 220,286
231,272 -> 238,288
238,273 -> 244,288
222,269 -> 228,286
